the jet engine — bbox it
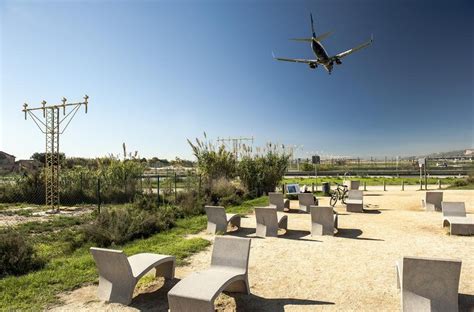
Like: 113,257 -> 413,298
335,58 -> 342,65
309,63 -> 317,69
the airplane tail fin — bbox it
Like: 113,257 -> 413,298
310,13 -> 316,37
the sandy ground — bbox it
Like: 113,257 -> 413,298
0,206 -> 93,227
50,190 -> 474,311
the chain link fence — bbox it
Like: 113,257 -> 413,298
0,170 -> 202,208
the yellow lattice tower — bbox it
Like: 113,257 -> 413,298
23,95 -> 89,212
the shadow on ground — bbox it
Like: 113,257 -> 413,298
336,228 -> 384,241
459,293 -> 474,312
226,227 -> 320,242
130,278 -> 180,311
231,293 -> 334,312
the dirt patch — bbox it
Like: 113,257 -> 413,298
0,206 -> 93,227
50,190 -> 474,311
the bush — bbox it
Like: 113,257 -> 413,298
82,206 -> 177,247
453,179 -> 468,187
0,229 -> 45,277
238,151 -> 290,197
175,190 -> 205,217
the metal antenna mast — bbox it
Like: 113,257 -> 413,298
216,136 -> 254,159
22,95 -> 89,212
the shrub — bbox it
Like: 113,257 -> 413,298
238,151 -> 290,197
175,190 -> 205,217
0,229 -> 45,277
82,206 -> 177,247
453,179 -> 468,187
187,135 -> 236,181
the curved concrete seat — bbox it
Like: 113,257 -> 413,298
269,192 -> 290,211
298,193 -> 317,213
90,247 -> 175,305
255,206 -> 288,237
168,236 -> 251,312
441,202 -> 473,235
205,206 -> 241,234
346,190 -> 364,212
396,256 -> 461,311
422,191 -> 443,212
310,205 -> 338,236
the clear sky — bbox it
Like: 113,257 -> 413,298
1,0 -> 473,160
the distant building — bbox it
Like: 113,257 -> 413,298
15,159 -> 43,173
0,151 -> 16,172
465,149 -> 474,156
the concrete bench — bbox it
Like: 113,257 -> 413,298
345,190 -> 363,212
310,205 -> 338,236
254,206 -> 288,237
268,192 -> 290,212
168,236 -> 251,312
298,193 -> 317,213
90,247 -> 175,305
396,256 -> 461,311
343,180 -> 360,190
442,202 -> 474,235
422,191 -> 443,212
205,206 -> 241,234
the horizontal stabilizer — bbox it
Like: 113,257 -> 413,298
314,31 -> 333,42
290,38 -> 313,42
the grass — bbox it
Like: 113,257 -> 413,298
0,197 -> 265,310
283,176 -> 459,186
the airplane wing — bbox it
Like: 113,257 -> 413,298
330,35 -> 373,60
273,56 -> 318,64
272,52 -> 318,64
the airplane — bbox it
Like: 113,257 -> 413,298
273,13 -> 373,74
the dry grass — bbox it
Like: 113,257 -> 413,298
50,190 -> 474,311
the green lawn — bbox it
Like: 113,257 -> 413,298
283,176 -> 459,186
0,197 -> 267,310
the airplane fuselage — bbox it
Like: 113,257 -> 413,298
311,39 -> 333,73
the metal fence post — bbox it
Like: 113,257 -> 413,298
312,183 -> 314,193
283,183 -> 286,195
157,176 -> 160,207
438,179 -> 441,189
363,181 -> 367,191
97,177 -> 101,213
174,172 -> 177,202
402,180 -> 404,191
383,180 -> 386,191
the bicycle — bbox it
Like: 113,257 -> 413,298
330,183 -> 348,207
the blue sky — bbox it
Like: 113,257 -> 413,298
1,0 -> 472,160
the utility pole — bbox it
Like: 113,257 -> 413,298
216,136 -> 254,159
23,95 -> 89,213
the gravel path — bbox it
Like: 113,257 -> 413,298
50,190 -> 474,311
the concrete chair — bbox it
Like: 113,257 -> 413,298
343,180 -> 360,190
310,205 -> 338,236
254,206 -> 288,237
421,192 -> 443,212
442,202 -> 474,235
90,247 -> 175,305
168,236 -> 251,312
345,190 -> 364,212
298,193 -> 317,213
395,256 -> 462,312
268,192 -> 290,212
205,206 -> 241,234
